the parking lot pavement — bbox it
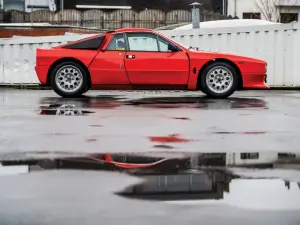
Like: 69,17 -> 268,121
1,88 -> 300,154
0,170 -> 300,225
1,88 -> 300,225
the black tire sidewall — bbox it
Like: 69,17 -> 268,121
199,62 -> 238,98
50,61 -> 89,98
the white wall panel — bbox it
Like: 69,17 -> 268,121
1,23 -> 300,87
0,34 -> 93,84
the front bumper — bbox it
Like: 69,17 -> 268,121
243,73 -> 269,89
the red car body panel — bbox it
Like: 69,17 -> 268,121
186,51 -> 267,90
88,51 -> 131,85
35,48 -> 100,84
106,160 -> 169,169
88,153 -> 170,169
35,28 -> 269,91
123,51 -> 190,85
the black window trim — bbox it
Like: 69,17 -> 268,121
157,34 -> 183,52
124,31 -> 183,53
156,34 -> 183,52
105,33 -> 127,52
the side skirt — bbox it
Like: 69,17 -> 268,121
91,84 -> 190,91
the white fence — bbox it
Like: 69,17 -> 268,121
0,33 -> 94,84
1,22 -> 300,86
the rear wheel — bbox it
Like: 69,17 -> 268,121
50,61 -> 89,98
83,85 -> 90,94
199,62 -> 238,98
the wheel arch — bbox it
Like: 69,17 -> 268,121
197,58 -> 243,90
46,57 -> 91,88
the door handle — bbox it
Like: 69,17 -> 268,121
126,55 -> 135,59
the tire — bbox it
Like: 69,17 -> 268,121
50,61 -> 89,98
199,62 -> 238,98
83,85 -> 90,94
198,85 -> 208,95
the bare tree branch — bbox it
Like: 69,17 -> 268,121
255,0 -> 276,21
256,0 -> 300,22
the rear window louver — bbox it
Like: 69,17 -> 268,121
62,36 -> 105,50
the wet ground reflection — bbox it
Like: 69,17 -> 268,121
3,89 -> 300,224
118,173 -> 300,210
126,97 -> 268,109
40,104 -> 94,116
0,151 -> 299,204
1,151 -> 298,173
38,96 -> 268,116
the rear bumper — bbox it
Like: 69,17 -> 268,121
35,65 -> 50,85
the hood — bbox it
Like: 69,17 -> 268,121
188,49 -> 266,64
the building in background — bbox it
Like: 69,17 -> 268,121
1,0 -> 51,12
61,0 -> 226,13
0,0 -> 231,30
0,0 -> 228,14
226,152 -> 300,167
227,0 -> 300,23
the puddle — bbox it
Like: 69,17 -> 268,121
38,96 -> 268,111
39,104 -> 94,116
89,125 -> 103,127
39,95 -> 126,110
117,175 -> 300,211
171,117 -> 191,120
149,134 -> 194,143
116,172 -> 300,208
212,131 -> 267,135
0,151 -> 298,174
126,97 -> 268,109
153,145 -> 176,149
0,151 -> 299,209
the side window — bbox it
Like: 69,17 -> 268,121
127,33 -> 159,52
158,37 -> 169,52
106,34 -> 126,51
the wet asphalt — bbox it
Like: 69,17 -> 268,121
1,88 -> 300,153
1,88 -> 300,225
1,170 -> 300,225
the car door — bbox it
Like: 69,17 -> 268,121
88,33 -> 130,85
124,32 -> 189,86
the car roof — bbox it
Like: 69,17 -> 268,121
110,28 -> 153,33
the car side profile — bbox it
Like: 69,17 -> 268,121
35,28 -> 269,98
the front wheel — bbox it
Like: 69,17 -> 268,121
199,62 -> 238,98
50,61 -> 89,98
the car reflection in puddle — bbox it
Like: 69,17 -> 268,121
0,151 -> 299,209
40,104 -> 94,116
39,95 -> 268,112
126,97 -> 268,109
39,95 -> 127,110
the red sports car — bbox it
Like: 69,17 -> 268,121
35,28 -> 269,98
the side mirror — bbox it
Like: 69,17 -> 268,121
168,43 -> 178,52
